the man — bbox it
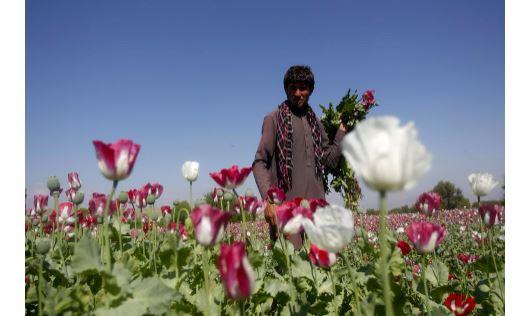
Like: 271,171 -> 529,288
252,65 -> 347,241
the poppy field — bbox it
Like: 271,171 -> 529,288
25,118 -> 505,315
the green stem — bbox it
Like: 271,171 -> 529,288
73,204 -> 79,243
174,239 -> 180,289
422,255 -> 431,316
189,181 -> 193,213
279,234 -> 296,313
38,256 -> 44,316
57,228 -> 67,275
487,229 -> 505,309
102,180 -> 118,272
239,299 -> 245,316
153,221 -> 158,275
378,191 -> 394,316
117,201 -> 123,255
342,253 -> 362,316
329,268 -> 338,315
202,246 -> 211,313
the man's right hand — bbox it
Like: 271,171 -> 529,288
264,202 -> 278,228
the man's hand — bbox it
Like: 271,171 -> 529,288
264,202 -> 278,228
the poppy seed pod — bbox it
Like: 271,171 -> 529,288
223,191 -> 235,202
73,191 -> 84,205
118,191 -> 129,204
36,238 -> 51,255
146,194 -> 156,205
47,176 -> 61,194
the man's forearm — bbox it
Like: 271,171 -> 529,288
325,128 -> 346,169
252,161 -> 271,200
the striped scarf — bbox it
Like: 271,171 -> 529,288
276,101 -> 324,192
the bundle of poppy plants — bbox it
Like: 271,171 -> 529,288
24,137 -> 504,316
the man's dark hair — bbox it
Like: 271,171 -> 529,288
283,65 -> 315,92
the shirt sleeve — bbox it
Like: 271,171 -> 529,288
252,114 -> 276,200
318,120 -> 346,170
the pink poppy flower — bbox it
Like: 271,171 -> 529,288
34,194 -> 48,215
209,165 -> 252,190
309,243 -> 338,268
415,192 -> 442,217
217,242 -> 255,300
133,187 -> 148,208
478,204 -> 502,228
88,196 -> 117,217
457,253 -> 479,264
161,205 -> 172,216
93,139 -> 140,181
406,221 -> 447,253
396,240 -> 411,256
57,202 -> 75,224
276,198 -> 314,235
67,172 -> 82,190
361,89 -> 376,109
150,183 -> 164,199
65,188 -> 78,203
444,293 -> 476,316
236,196 -> 265,215
190,204 -> 231,247
267,185 -> 286,205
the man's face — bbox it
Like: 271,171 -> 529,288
285,82 -> 312,108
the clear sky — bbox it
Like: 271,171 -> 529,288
25,0 -> 504,210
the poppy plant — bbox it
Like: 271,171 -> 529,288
209,165 -> 252,190
443,293 -> 476,316
396,240 -> 411,256
415,191 -> 442,217
309,243 -> 338,268
93,139 -> 140,181
267,185 -> 286,205
217,242 -> 255,300
190,204 -> 231,247
67,172 -> 82,190
406,221 -> 447,253
478,204 -> 502,228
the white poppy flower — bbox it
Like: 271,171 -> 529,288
341,116 -> 432,192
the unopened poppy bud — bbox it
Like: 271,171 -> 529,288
146,194 -> 156,205
97,216 -> 103,224
146,209 -> 159,221
47,176 -> 61,193
173,200 -> 180,207
300,199 -> 310,209
223,191 -> 234,202
36,238 -> 51,255
73,191 -> 84,205
118,191 -> 129,204
216,189 -> 224,197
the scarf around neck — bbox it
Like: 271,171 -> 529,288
275,101 -> 324,192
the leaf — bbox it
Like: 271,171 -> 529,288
425,260 -> 449,287
96,277 -> 176,316
71,236 -> 103,274
388,247 -> 405,277
470,255 -> 498,273
264,279 -> 289,297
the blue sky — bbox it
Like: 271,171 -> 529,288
25,0 -> 504,209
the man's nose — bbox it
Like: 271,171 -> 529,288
294,89 -> 303,96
